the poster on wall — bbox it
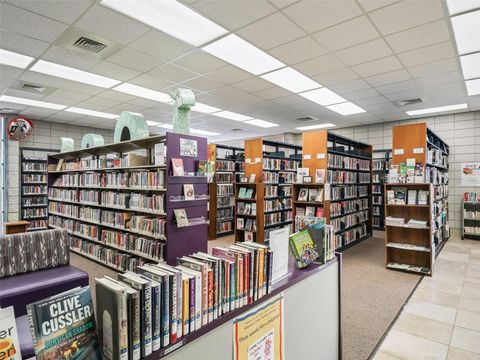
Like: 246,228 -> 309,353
461,163 -> 480,186
233,295 -> 284,360
179,138 -> 198,157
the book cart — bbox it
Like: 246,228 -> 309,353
293,130 -> 373,251
207,144 -> 244,239
20,147 -> 58,231
47,133 -> 208,269
372,149 -> 391,230
462,192 -> 480,239
385,123 -> 450,276
236,139 -> 301,243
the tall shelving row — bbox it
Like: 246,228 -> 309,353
236,139 -> 301,243
385,123 -> 449,276
372,149 -> 391,230
207,144 -> 244,239
293,130 -> 372,251
20,147 -> 58,231
47,133 -> 208,271
462,192 -> 480,239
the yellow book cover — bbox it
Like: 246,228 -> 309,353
182,277 -> 189,336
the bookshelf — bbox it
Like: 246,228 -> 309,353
20,147 -> 59,231
462,192 -> 480,239
47,133 -> 208,270
372,149 -> 391,230
385,123 -> 450,276
207,144 -> 244,239
294,130 -> 373,251
236,139 -> 301,243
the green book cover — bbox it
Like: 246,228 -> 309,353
289,230 -> 319,268
238,188 -> 247,199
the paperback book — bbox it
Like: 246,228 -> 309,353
0,306 -> 22,360
288,230 -> 319,268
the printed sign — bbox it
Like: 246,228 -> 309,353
461,162 -> 480,186
179,138 -> 198,157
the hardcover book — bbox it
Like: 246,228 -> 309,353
174,209 -> 189,227
238,187 -> 247,199
308,189 -> 318,202
245,188 -> 254,199
171,158 -> 184,176
183,184 -> 195,200
297,188 -> 308,201
0,306 -> 22,360
315,169 -> 325,184
289,230 -> 319,268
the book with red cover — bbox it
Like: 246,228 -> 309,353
316,207 -> 324,217
171,158 -> 184,176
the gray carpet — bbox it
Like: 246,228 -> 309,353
341,231 -> 422,360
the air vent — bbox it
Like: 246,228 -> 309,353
72,37 -> 107,53
397,98 -> 423,106
295,116 -> 319,122
22,83 -> 46,92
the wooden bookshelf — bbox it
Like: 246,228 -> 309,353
386,123 -> 450,276
293,130 -> 373,251
372,149 -> 391,230
207,144 -> 244,239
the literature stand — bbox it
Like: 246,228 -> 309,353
236,139 -> 301,243
372,149 -> 391,230
20,147 -> 59,231
207,144 -> 244,239
385,123 -> 450,276
462,192 -> 480,239
293,130 -> 373,251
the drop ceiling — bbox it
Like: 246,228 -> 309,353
1,0 -> 479,142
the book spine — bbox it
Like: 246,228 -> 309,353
130,292 -> 141,360
118,290 -> 129,360
267,249 -> 273,294
224,263 -> 230,314
161,276 -> 170,347
182,278 -> 189,336
26,305 -> 38,350
189,278 -> 195,332
235,256 -> 240,309
262,249 -> 268,297
289,238 -> 304,269
170,276 -> 178,344
143,284 -> 153,356
194,274 -> 202,330
239,256 -> 245,306
207,270 -> 214,322
151,284 -> 161,351
213,264 -> 219,320
248,253 -> 254,304
176,272 -> 182,340
258,249 -> 265,298
230,263 -> 236,311
253,250 -> 259,302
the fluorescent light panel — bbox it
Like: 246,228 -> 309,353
0,95 -> 66,110
203,34 -> 285,76
295,123 -> 336,131
406,103 -> 468,116
213,110 -> 252,121
30,60 -> 121,88
0,49 -> 34,69
190,129 -> 220,136
65,107 -> 119,119
244,119 -> 279,128
327,102 -> 366,115
261,67 -> 321,93
446,0 -> 480,15
460,52 -> 480,79
299,88 -> 346,106
101,0 -> 227,46
191,102 -> 222,114
450,10 -> 480,55
466,78 -> 480,96
113,83 -> 171,103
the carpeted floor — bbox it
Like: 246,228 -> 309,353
341,231 -> 422,360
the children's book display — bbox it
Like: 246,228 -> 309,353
289,223 -> 335,268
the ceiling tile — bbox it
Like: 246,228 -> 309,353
6,0 -> 92,25
352,56 -> 403,77
364,69 -> 411,87
173,50 -> 227,74
343,87 -> 380,100
4,88 -> 44,100
205,65 -> 253,85
293,54 -> 345,76
397,41 -> 456,68
0,29 -> 49,57
334,38 -> 392,66
283,0 -> 363,33
312,67 -> 359,86
408,58 -> 459,79
96,89 -> 136,102
329,78 -> 372,93
385,19 -> 451,53
107,47 -> 164,72
75,4 -> 150,45
149,63 -> 199,83
271,94 -> 308,106
19,71 -> 67,88
268,0 -> 300,9
41,45 -> 103,70
0,65 -> 24,80
128,73 -> 175,91
357,0 -> 400,12
71,101 -> 109,112
82,95 -> 122,108
129,30 -> 195,63
48,88 -> 92,102
236,12 -> 305,50
268,36 -> 327,65
0,2 -> 68,43
375,80 -> 418,95
128,97 -> 169,110
368,0 -> 446,36
58,81 -> 105,96
176,75 -> 224,92
21,107 -> 59,118
190,0 -> 277,31
232,77 -> 275,93
40,95 -> 78,106
254,86 -> 292,100
312,16 -> 380,52
356,95 -> 391,107
88,61 -> 142,82
414,70 -> 463,88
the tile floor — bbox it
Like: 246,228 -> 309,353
373,235 -> 480,360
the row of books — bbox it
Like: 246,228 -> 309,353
217,184 -> 234,196
289,224 -> 335,268
327,170 -> 370,184
263,158 -> 298,171
217,196 -> 234,207
237,202 -> 257,216
215,160 -> 235,171
330,185 -> 368,200
464,192 -> 480,204
329,198 -> 369,217
217,207 -> 234,221
22,208 -> 47,218
23,162 -> 47,171
130,216 -> 166,237
427,148 -> 448,167
328,154 -> 370,170
79,206 -> 101,222
22,197 -> 47,206
23,185 -> 47,195
426,166 -> 448,185
22,174 -> 47,183
265,198 -> 292,212
433,184 -> 448,200
129,193 -> 165,213
373,207 -> 381,216
388,160 -> 424,184
387,262 -> 430,274
297,187 -> 323,202
385,217 -> 428,228
265,185 -> 292,198
214,173 -> 235,183
373,160 -> 388,171
373,195 -> 383,205
263,172 -> 295,184
335,223 -> 368,249
386,188 -> 429,205
217,221 -> 233,233
330,210 -> 369,232
236,217 -> 256,230
238,187 -> 255,199
264,210 -> 292,226
49,201 -> 79,217
373,184 -> 382,193
464,226 -> 480,235
296,206 -> 323,218
27,219 -> 47,230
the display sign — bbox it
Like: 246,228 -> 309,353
233,296 -> 284,360
393,148 -> 404,155
179,138 -> 198,157
268,228 -> 291,284
461,162 -> 480,186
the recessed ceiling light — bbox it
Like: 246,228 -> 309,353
260,67 -> 321,93
406,103 -> 468,116
446,0 -> 480,15
327,102 -> 366,115
299,88 -> 346,106
101,0 -> 227,47
0,49 -> 34,69
65,107 -> 119,119
0,95 -> 66,110
191,102 -> 222,114
203,34 -> 285,76
244,119 -> 279,128
450,10 -> 480,55
159,123 -> 174,130
213,110 -> 252,121
466,78 -> 480,96
190,129 -> 220,136
113,83 -> 172,103
295,123 -> 336,131
30,60 -> 121,88
460,52 -> 480,79
146,120 -> 162,126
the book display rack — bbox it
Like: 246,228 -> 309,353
236,139 -> 301,243
294,130 -> 373,251
385,123 -> 450,276
20,147 -> 59,231
47,133 -> 208,270
372,149 -> 391,230
462,192 -> 480,239
207,144 -> 244,239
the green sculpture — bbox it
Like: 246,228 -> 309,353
81,134 -> 104,149
170,88 -> 195,135
114,111 -> 149,143
60,137 -> 74,153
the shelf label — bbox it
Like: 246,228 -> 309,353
394,148 -> 404,155
254,157 -> 261,163
246,158 -> 251,164
413,147 -> 424,154
303,154 -> 311,160
317,153 -> 325,159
